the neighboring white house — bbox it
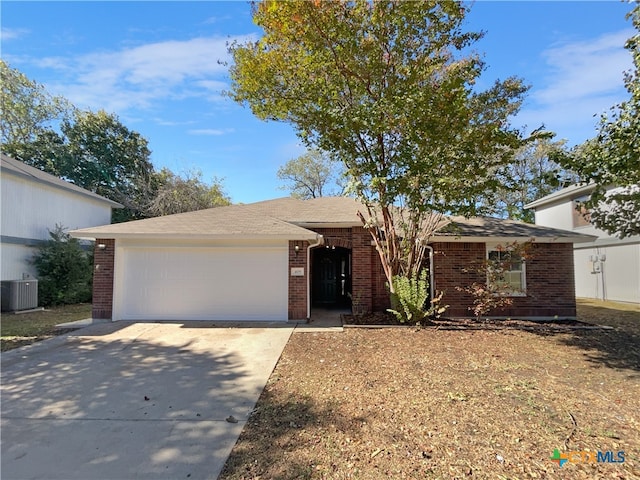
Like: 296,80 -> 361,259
525,184 -> 640,304
1,154 -> 122,282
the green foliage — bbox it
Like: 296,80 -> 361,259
32,226 -> 93,307
0,60 -> 74,150
229,0 -> 529,288
480,136 -> 578,222
557,4 -> 640,238
277,149 -> 342,199
60,110 -> 155,222
148,168 -> 231,216
387,270 -> 447,324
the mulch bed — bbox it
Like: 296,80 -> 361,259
342,311 -> 607,330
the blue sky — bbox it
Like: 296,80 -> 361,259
1,1 -> 635,204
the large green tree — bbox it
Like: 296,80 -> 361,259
277,149 -> 342,199
230,0 -> 528,287
59,110 -> 155,222
1,60 -> 74,173
560,4 -> 639,238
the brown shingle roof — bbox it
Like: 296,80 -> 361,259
435,216 -> 595,242
71,203 -> 321,240
70,196 -> 595,243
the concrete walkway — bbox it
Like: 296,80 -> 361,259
1,321 -> 293,480
294,308 -> 347,333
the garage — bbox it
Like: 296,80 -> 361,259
113,244 -> 289,321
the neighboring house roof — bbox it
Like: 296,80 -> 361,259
435,216 -> 595,243
71,196 -> 595,243
1,153 -> 123,208
524,183 -> 596,210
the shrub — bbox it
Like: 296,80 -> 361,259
32,225 -> 93,306
388,270 -> 447,325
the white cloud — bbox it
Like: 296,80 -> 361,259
534,30 -> 633,104
1,27 -> 29,41
519,29 -> 634,144
26,34 -> 254,114
188,128 -> 235,136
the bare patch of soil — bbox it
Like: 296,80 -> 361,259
220,300 -> 640,479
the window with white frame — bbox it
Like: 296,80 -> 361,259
486,246 -> 526,296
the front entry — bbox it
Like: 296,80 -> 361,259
312,246 -> 351,307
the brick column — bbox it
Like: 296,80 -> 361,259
92,238 -> 115,320
288,240 -> 308,320
351,227 -> 373,313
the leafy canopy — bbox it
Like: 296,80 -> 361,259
0,60 -> 73,149
480,136 -> 578,223
559,4 -> 640,238
230,0 -> 529,285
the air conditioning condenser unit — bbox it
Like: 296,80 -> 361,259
1,279 -> 39,311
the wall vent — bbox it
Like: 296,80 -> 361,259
1,279 -> 39,311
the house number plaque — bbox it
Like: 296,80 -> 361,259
290,267 -> 304,277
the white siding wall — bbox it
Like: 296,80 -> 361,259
0,244 -> 38,280
534,202 -> 575,231
574,245 -> 640,303
2,174 -> 113,240
1,173 -> 113,281
534,198 -> 640,304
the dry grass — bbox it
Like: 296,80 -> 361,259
0,303 -> 91,352
220,299 -> 640,479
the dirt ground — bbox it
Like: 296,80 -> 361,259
220,300 -> 640,479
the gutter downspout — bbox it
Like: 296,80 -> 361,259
307,234 -> 324,321
426,245 -> 435,301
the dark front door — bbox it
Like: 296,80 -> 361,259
316,256 -> 337,304
312,247 -> 351,306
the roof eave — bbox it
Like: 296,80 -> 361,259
430,234 -> 596,244
1,163 -> 124,209
295,221 -> 362,228
69,231 -> 320,242
524,184 -> 596,210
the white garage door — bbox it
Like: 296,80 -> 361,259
117,246 -> 288,321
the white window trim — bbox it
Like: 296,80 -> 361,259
486,244 -> 527,297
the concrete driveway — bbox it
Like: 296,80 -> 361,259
1,321 -> 294,480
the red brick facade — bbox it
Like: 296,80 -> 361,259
308,227 -> 389,316
90,232 -> 577,321
431,242 -> 577,318
92,238 -> 115,319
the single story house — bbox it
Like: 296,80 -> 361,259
1,153 -> 122,282
71,196 -> 594,322
525,184 -> 640,304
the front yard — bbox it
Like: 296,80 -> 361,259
0,303 -> 91,352
220,300 -> 640,479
